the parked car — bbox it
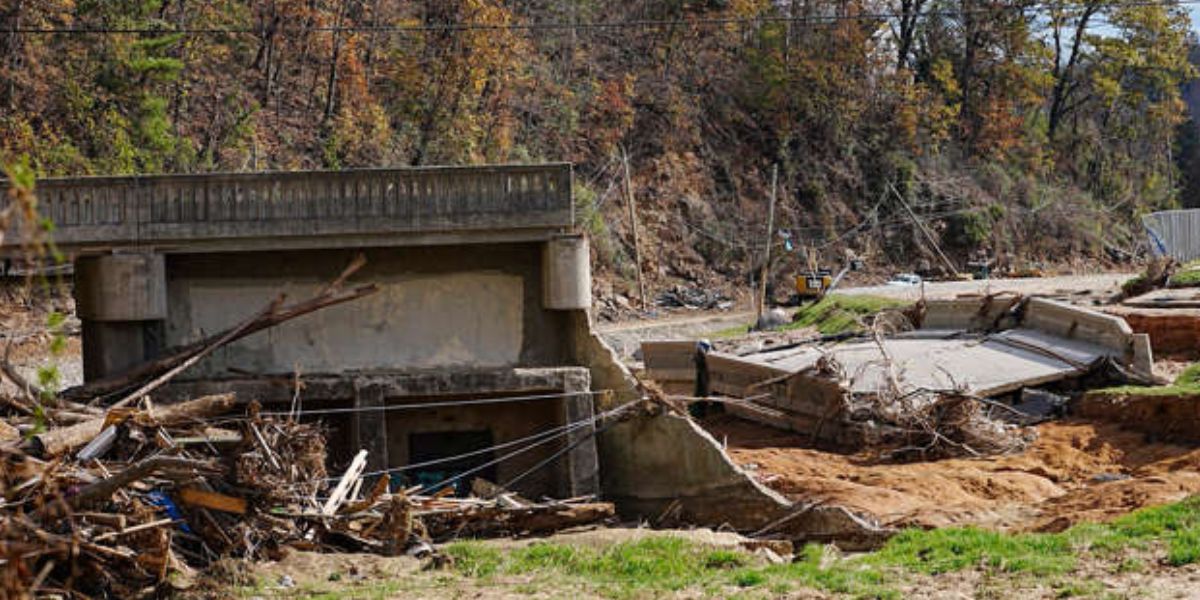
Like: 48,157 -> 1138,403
886,273 -> 923,286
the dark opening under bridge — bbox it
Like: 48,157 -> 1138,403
1,163 -> 574,255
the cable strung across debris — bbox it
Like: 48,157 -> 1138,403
411,397 -> 643,496
278,406 -> 612,489
258,389 -> 610,418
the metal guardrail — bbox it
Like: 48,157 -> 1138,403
1144,209 -> 1200,262
1,164 -> 573,250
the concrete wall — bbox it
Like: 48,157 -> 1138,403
163,244 -> 572,378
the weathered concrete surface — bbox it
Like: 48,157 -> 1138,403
727,334 -> 1111,396
601,413 -> 887,547
543,235 -> 591,310
74,254 -> 166,321
161,244 -> 571,380
920,296 -> 1019,331
646,296 -> 1154,447
706,297 -> 1145,398
1023,297 -> 1135,356
576,317 -> 886,544
74,253 -> 168,380
178,271 -> 525,374
0,165 -> 573,255
641,341 -> 699,395
568,311 -> 642,411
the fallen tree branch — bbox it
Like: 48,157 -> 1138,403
31,393 -> 238,458
70,455 -> 220,508
1,339 -> 37,415
62,254 -> 377,404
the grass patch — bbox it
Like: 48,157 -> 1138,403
788,294 -> 909,335
871,527 -> 1076,576
866,496 -> 1200,578
432,497 -> 1200,598
1168,259 -> 1200,288
712,323 -> 751,338
1169,268 -> 1200,288
1089,363 -> 1200,397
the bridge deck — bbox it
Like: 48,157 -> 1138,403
1,164 -> 572,255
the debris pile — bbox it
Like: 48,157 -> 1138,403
655,285 -> 733,310
0,255 -> 619,597
854,388 -> 1034,460
0,395 -> 616,597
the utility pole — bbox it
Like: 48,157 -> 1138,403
889,182 -> 959,277
621,146 -> 647,310
757,164 -> 779,320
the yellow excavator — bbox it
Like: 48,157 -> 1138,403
794,252 -> 862,301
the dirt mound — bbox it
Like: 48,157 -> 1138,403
1075,391 -> 1200,444
703,415 -> 1200,531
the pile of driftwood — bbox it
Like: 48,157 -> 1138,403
0,395 -> 615,597
0,256 -> 617,597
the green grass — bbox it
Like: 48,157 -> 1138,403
438,497 -> 1200,599
444,537 -> 762,598
1090,363 -> 1200,397
712,323 -> 752,338
235,497 -> 1200,598
788,294 -> 909,335
1168,269 -> 1200,288
1168,259 -> 1200,288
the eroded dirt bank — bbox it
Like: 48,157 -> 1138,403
704,414 -> 1200,532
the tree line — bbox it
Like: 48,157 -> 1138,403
1,0 -> 1197,281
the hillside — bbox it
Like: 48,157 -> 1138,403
1,0 -> 1197,301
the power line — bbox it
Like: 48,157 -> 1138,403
7,0 -> 1197,36
277,408 -> 605,489
412,399 -> 640,496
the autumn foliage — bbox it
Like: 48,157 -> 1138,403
0,0 -> 1197,288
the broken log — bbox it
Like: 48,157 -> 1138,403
178,487 -> 248,515
63,254 -> 377,404
0,418 -> 19,442
31,393 -> 238,457
70,456 -> 220,508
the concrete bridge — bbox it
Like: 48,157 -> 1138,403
2,164 -> 611,501
2,164 -> 574,254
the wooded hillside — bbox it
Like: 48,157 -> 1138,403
2,0 -> 1197,294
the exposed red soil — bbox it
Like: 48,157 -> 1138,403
703,414 -> 1200,532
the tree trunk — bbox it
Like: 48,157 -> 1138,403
1048,2 -> 1098,140
323,0 -> 348,121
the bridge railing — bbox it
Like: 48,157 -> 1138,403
2,164 -> 572,250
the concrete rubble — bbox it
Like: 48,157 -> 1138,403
645,295 -> 1153,449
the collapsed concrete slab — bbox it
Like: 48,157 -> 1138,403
579,314 -> 891,547
645,296 -> 1154,448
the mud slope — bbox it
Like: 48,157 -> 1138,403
704,415 -> 1200,532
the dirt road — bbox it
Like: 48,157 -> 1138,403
838,272 -> 1134,301
597,273 -> 1135,358
597,309 -> 754,358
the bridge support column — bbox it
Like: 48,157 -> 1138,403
75,253 -> 167,381
351,379 -> 389,482
543,234 -> 591,310
559,369 -> 599,497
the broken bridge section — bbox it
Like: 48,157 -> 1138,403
3,164 -> 607,501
